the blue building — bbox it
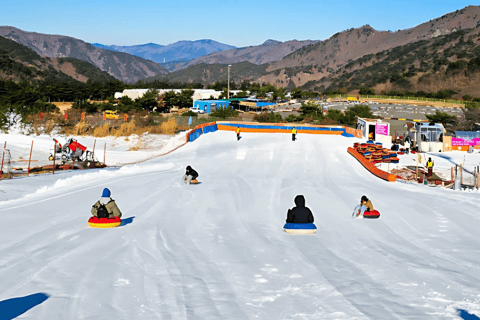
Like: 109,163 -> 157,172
193,100 -> 230,114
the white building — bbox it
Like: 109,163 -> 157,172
114,89 -> 224,101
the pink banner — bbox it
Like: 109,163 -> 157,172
375,123 -> 389,136
452,137 -> 480,146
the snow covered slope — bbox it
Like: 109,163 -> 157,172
1,131 -> 479,319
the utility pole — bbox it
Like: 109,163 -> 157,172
227,65 -> 231,99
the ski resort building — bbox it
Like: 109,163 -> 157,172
193,100 -> 230,113
357,118 -> 392,144
114,89 -> 223,101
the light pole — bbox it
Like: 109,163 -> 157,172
227,65 -> 231,99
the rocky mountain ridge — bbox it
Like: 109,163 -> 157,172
0,26 -> 168,83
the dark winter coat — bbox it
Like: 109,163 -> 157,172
186,167 -> 199,180
286,195 -> 314,223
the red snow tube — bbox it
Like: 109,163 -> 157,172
88,216 -> 121,228
363,210 -> 380,219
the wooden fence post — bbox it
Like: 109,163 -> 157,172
52,141 -> 56,174
0,141 -> 6,180
91,139 -> 96,168
27,141 -> 34,176
460,164 -> 463,185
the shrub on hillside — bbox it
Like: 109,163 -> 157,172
181,111 -> 198,117
210,108 -> 238,119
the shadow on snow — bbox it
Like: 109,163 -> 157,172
0,293 -> 49,320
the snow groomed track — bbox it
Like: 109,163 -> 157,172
1,131 -> 480,319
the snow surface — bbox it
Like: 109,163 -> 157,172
1,131 -> 480,319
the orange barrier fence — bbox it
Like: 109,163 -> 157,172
217,124 -> 343,134
347,147 -> 396,182
216,122 -> 363,137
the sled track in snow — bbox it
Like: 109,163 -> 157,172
1,131 -> 480,319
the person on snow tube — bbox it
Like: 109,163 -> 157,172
184,165 -> 199,184
91,188 -> 122,219
352,195 -> 374,218
286,195 -> 314,224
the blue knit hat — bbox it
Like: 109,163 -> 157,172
102,188 -> 111,197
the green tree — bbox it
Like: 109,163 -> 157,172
299,101 -> 322,120
291,88 -> 303,99
426,111 -> 457,126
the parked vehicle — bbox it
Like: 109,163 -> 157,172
189,107 -> 205,114
105,110 -> 119,119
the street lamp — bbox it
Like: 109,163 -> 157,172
227,65 -> 231,99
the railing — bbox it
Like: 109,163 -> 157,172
326,94 -> 465,105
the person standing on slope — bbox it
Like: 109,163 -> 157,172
236,127 -> 241,141
404,139 -> 410,154
426,157 -> 434,177
91,188 -> 122,219
184,165 -> 199,184
352,195 -> 374,218
286,195 -> 314,223
292,126 -> 297,141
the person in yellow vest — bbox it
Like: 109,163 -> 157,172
236,127 -> 240,141
426,157 -> 434,177
292,126 -> 297,141
368,131 -> 374,141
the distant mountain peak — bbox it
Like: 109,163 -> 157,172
262,39 -> 281,46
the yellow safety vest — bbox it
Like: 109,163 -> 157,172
427,161 -> 433,168
236,128 -> 240,134
292,129 -> 297,134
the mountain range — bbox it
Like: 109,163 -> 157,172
92,40 -> 236,66
0,35 -> 117,84
164,5 -> 480,97
2,5 -> 480,97
0,26 -> 168,83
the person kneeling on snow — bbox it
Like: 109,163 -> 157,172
286,195 -> 314,223
352,195 -> 373,218
184,165 -> 199,184
91,188 -> 122,219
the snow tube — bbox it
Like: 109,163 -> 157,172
363,210 -> 380,219
283,223 -> 317,235
88,216 -> 121,228
190,179 -> 199,184
367,141 -> 374,144
397,152 -> 405,155
347,147 -> 396,182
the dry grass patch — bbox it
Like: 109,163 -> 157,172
71,121 -> 90,135
93,123 -> 110,137
159,118 -> 178,134
115,121 -> 137,137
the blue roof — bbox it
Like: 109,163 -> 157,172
455,131 -> 480,139
194,100 -> 228,103
257,102 -> 277,107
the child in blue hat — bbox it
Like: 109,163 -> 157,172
91,188 -> 122,218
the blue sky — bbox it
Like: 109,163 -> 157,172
1,0 -> 476,47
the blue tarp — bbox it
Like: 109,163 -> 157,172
189,124 -> 218,142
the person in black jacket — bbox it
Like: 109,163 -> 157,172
184,165 -> 199,184
286,195 -> 314,223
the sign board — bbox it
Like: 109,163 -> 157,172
375,123 -> 389,136
452,137 -> 480,146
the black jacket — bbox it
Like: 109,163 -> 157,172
286,195 -> 314,223
186,167 -> 199,180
